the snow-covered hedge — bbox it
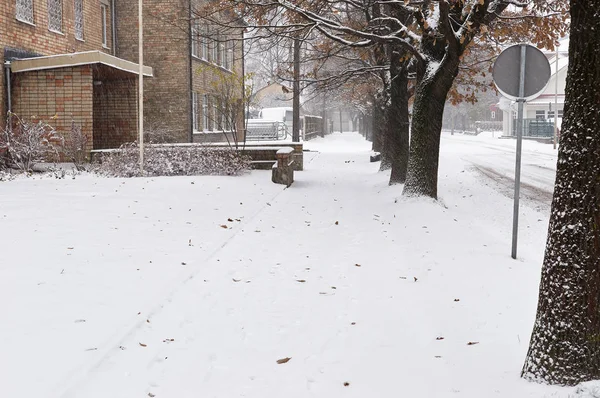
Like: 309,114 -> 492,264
94,143 -> 251,178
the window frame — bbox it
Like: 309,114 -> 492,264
535,110 -> 546,120
74,0 -> 84,41
100,2 -> 109,48
16,0 -> 35,25
47,0 -> 64,33
202,95 -> 209,131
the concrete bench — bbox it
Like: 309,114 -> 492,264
272,148 -> 294,187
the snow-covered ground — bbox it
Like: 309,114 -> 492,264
1,132 -> 595,397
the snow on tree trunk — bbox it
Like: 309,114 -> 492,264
522,2 -> 600,385
403,57 -> 459,199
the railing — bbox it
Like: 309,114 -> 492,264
511,119 -> 555,138
245,120 -> 289,141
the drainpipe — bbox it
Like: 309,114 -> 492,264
4,61 -> 13,136
111,0 -> 117,56
4,61 -> 12,115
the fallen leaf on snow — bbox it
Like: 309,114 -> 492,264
139,342 -> 147,347
232,278 -> 241,283
436,337 -> 445,340
227,218 -> 234,222
414,277 -> 418,282
467,341 -> 479,346
355,264 -> 361,267
296,279 -> 306,283
220,225 -> 228,229
344,382 -> 350,387
276,357 -> 291,364
454,298 -> 460,302
148,393 -> 156,397
335,221 -> 339,225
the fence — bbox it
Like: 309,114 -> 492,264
511,119 -> 555,138
303,115 -> 323,140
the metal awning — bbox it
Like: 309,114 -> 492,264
10,50 -> 153,77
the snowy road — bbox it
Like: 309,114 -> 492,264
1,133 -> 584,398
442,132 -> 558,209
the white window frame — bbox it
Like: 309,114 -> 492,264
47,0 -> 63,33
535,110 -> 546,120
201,31 -> 208,60
191,20 -> 200,58
101,3 -> 109,48
193,93 -> 201,131
212,37 -> 219,64
213,97 -> 219,131
218,40 -> 225,68
16,0 -> 35,24
226,41 -> 234,71
202,95 -> 209,131
74,0 -> 84,40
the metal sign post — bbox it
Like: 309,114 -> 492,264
512,45 -> 526,259
493,44 -> 551,259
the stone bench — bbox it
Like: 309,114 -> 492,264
271,147 -> 295,187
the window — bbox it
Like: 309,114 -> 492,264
201,32 -> 208,60
202,95 -> 209,131
218,40 -> 225,67
192,93 -> 200,131
202,95 -> 209,130
48,0 -> 63,32
213,97 -> 219,131
558,110 -> 564,118
535,110 -> 545,120
74,0 -> 84,40
548,110 -> 555,119
192,21 -> 200,58
101,3 -> 108,47
16,0 -> 34,24
212,37 -> 219,64
226,41 -> 234,70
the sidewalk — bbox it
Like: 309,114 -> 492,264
1,133 -> 572,398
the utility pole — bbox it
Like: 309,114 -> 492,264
138,0 -> 144,172
292,37 -> 300,142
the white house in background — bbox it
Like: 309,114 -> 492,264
499,38 -> 569,137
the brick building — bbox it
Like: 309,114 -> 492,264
115,0 -> 245,143
2,0 -> 245,152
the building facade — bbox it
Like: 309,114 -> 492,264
115,0 -> 245,144
2,0 -> 245,153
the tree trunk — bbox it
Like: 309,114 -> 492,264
371,102 -> 384,153
387,52 -> 409,184
403,57 -> 459,199
522,2 -> 600,385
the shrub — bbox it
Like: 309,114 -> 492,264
0,114 -> 63,172
94,143 -> 251,178
62,121 -> 88,170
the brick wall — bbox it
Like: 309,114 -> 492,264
116,0 -> 191,143
92,74 -> 137,150
2,0 -> 114,129
11,65 -> 94,151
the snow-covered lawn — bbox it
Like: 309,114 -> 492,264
0,132 -> 594,397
